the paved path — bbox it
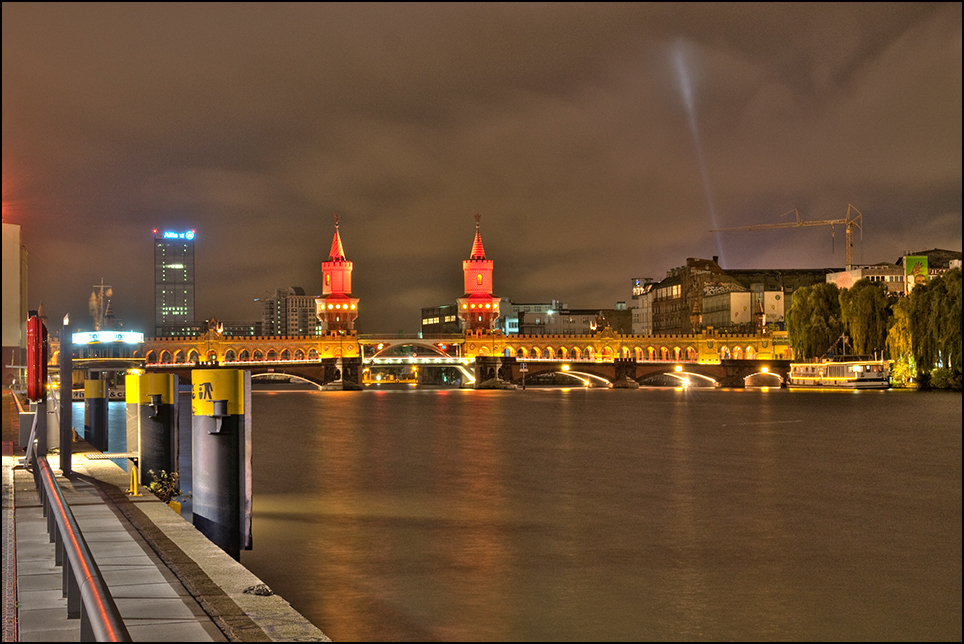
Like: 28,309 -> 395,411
2,390 -> 330,642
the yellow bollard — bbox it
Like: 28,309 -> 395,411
128,464 -> 142,496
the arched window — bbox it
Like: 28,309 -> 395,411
160,351 -> 172,364
308,349 -> 319,360
239,349 -> 250,361
266,350 -> 278,361
295,349 -> 306,360
225,349 -> 236,362
477,273 -> 483,285
280,349 -> 291,361
745,346 -> 756,360
188,350 -> 200,364
253,350 -> 264,361
686,346 -> 698,361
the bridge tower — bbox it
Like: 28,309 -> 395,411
316,215 -> 359,332
457,214 -> 500,331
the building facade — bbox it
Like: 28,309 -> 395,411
153,229 -> 197,337
421,304 -> 462,334
261,287 -> 319,336
653,257 -> 835,335
630,278 -> 655,336
826,263 -> 906,294
2,222 -> 28,387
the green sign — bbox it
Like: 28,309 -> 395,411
904,256 -> 928,293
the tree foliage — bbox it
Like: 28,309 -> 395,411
839,279 -> 892,357
887,297 -> 916,386
906,267 -> 962,388
787,282 -> 843,359
790,268 -> 960,389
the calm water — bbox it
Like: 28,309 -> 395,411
83,387 -> 963,640
235,387 -> 961,641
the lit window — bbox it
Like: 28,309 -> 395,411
477,274 -> 483,285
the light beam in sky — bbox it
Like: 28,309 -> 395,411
673,40 -> 725,264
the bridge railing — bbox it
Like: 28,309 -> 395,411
358,333 -> 465,342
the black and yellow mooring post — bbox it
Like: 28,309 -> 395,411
191,369 -> 252,561
84,377 -> 109,451
126,372 -> 179,486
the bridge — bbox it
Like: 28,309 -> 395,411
126,326 -> 792,389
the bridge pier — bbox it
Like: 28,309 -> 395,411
475,356 -> 516,389
613,358 -> 640,388
321,357 -> 363,390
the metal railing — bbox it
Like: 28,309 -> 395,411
24,429 -> 132,641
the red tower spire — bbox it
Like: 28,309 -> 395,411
457,215 -> 501,331
316,214 -> 359,333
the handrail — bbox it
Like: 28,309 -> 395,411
31,452 -> 132,642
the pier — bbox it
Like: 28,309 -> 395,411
1,389 -> 330,642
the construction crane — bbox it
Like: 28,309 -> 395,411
711,203 -> 863,269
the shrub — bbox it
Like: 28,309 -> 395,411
147,469 -> 191,503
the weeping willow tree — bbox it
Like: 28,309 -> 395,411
887,297 -> 916,386
838,279 -> 893,357
787,282 -> 844,360
906,267 -> 962,389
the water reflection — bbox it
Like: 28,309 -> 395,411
123,387 -> 959,641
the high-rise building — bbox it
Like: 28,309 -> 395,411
2,222 -> 28,387
153,229 -> 197,337
260,287 -> 320,336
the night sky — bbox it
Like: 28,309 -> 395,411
3,3 -> 961,335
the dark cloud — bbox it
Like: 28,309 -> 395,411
3,2 -> 960,334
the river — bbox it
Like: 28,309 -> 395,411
86,386 -> 962,640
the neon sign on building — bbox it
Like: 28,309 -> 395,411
161,230 -> 195,240
72,331 -> 145,345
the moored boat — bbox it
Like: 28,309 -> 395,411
788,357 -> 890,389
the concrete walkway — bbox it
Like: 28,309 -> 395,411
2,390 -> 331,642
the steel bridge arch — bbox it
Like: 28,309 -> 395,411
365,340 -> 453,360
